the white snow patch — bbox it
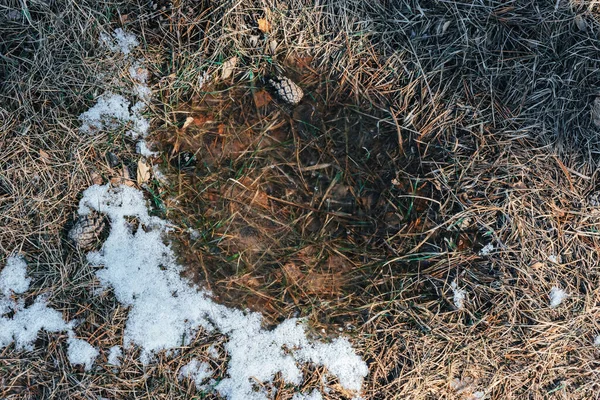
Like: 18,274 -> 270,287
67,337 -> 99,371
594,335 -> 600,346
79,93 -> 149,139
450,280 -> 466,309
207,344 -> 219,359
100,28 -> 139,55
0,260 -> 99,369
81,31 -> 152,140
0,256 -> 72,350
0,255 -> 31,296
549,286 -> 568,308
134,85 -> 152,103
292,389 -> 323,400
107,345 -> 122,366
188,228 -> 201,241
179,359 -> 213,390
0,296 -> 71,350
152,165 -> 167,183
548,254 -> 559,264
129,63 -> 149,83
136,140 -> 158,157
478,243 -> 494,256
78,184 -> 368,399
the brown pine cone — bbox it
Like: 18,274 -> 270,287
268,76 -> 304,105
68,212 -> 107,251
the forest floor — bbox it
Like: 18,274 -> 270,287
2,0 -> 600,399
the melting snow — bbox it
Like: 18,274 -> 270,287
78,93 -> 149,138
478,243 -> 494,256
549,287 -> 568,308
451,280 -> 466,309
0,255 -> 31,296
67,337 -> 99,371
77,183 -> 368,399
0,257 -> 102,372
0,256 -> 72,350
292,390 -> 323,400
107,345 -> 123,366
136,140 -> 158,157
99,28 -> 139,55
207,343 -> 219,358
82,29 -> 152,153
179,359 -> 213,390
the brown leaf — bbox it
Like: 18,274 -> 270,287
257,18 -> 271,33
137,159 -> 151,186
111,167 -> 135,187
193,114 -> 212,125
39,149 -> 51,163
253,90 -> 273,108
282,262 -> 304,284
221,56 -> 238,80
90,171 -> 103,185
530,262 -> 545,269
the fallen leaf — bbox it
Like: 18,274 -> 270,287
257,18 -> 271,33
292,55 -> 314,70
575,14 -> 586,31
248,35 -> 259,47
282,262 -> 304,284
192,114 -> 213,126
182,116 -> 195,130
90,171 -> 103,185
137,159 -> 151,185
221,56 -> 238,80
111,167 -> 135,187
269,40 -> 278,54
253,89 -> 273,108
39,149 -> 50,163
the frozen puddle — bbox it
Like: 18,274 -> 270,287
77,184 -> 368,399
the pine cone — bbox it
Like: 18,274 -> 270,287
268,76 -> 304,105
68,212 -> 107,251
